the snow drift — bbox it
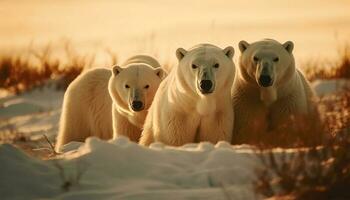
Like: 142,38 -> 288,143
0,137 -> 261,200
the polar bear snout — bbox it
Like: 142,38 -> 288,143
131,100 -> 144,111
199,79 -> 214,94
256,61 -> 274,87
197,67 -> 215,94
128,88 -> 145,112
258,75 -> 273,87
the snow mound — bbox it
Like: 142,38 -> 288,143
0,137 -> 261,200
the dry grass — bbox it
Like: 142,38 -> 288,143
255,90 -> 350,199
0,42 -> 117,94
304,45 -> 350,81
256,135 -> 350,200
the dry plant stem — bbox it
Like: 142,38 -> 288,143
43,134 -> 60,156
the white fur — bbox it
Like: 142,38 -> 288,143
55,55 -> 164,151
231,39 -> 320,144
140,44 -> 235,146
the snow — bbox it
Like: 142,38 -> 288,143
0,137 -> 262,200
0,86 -> 64,141
0,79 -> 348,199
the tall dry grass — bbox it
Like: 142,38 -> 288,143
256,137 -> 350,199
0,42 -> 117,94
304,45 -> 350,81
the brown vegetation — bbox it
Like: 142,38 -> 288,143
255,89 -> 350,199
304,45 -> 350,81
0,42 -> 117,94
256,134 -> 350,199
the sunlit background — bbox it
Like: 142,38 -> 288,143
0,0 -> 350,66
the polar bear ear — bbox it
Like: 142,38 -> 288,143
154,67 -> 167,80
112,65 -> 123,76
176,48 -> 187,61
283,41 -> 294,54
238,40 -> 250,53
223,46 -> 234,59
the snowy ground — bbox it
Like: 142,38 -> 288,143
0,79 -> 349,199
1,137 -> 262,200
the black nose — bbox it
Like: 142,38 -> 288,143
258,75 -> 273,87
131,101 -> 144,111
199,80 -> 213,93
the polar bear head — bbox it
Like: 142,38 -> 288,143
108,64 -> 165,114
237,39 -> 296,105
175,44 -> 235,96
238,39 -> 295,88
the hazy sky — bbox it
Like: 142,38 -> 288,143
0,0 -> 349,65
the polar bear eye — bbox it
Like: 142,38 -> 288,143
125,84 -> 130,89
144,85 -> 150,89
191,64 -> 198,69
273,57 -> 279,62
253,56 -> 259,62
213,63 -> 220,68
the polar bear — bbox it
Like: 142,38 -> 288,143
55,55 -> 165,151
139,44 -> 235,146
231,39 -> 321,145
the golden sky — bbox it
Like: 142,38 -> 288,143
0,0 -> 349,64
